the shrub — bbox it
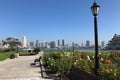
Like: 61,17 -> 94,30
42,51 -> 71,74
42,51 -> 120,80
33,48 -> 41,54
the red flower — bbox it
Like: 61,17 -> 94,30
106,59 -> 110,64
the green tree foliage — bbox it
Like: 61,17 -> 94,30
33,48 -> 41,54
3,37 -> 21,51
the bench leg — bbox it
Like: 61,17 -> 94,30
39,61 -> 43,78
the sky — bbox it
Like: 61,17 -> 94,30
0,0 -> 120,45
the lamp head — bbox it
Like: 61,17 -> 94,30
91,2 -> 100,16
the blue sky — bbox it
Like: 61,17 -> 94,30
0,0 -> 120,45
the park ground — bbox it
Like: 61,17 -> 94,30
0,51 -> 52,80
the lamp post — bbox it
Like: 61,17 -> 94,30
91,1 -> 100,78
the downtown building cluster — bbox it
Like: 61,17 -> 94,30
0,35 -> 106,51
29,40 -> 65,49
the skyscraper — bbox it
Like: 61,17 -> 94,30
72,42 -> 74,47
101,41 -> 105,47
30,42 -> 34,48
72,42 -> 75,49
86,40 -> 90,47
50,41 -> 56,48
62,40 -> 65,46
36,40 -> 39,47
22,36 -> 27,48
0,40 -> 3,48
58,40 -> 60,47
44,41 -> 48,48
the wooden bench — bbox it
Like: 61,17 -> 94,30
39,56 -> 44,78
39,59 -> 97,80
34,58 -> 40,65
30,57 -> 40,66
31,56 -> 44,78
66,66 -> 97,80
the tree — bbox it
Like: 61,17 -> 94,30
4,37 -> 21,51
33,48 -> 41,54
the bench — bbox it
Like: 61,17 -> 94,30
43,65 -> 97,80
30,56 -> 41,66
66,66 -> 97,80
34,58 -> 40,65
39,56 -> 44,78
30,56 -> 44,78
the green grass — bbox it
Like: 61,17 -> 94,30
19,51 -> 29,55
0,50 -> 33,61
19,51 -> 35,55
0,53 -> 10,61
0,51 -> 15,61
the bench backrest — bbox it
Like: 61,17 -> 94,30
67,66 -> 97,80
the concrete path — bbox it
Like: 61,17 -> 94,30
0,51 -> 53,80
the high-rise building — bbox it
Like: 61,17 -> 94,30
80,43 -> 83,47
40,42 -> 44,48
45,42 -> 50,48
40,41 -> 49,48
30,42 -> 34,48
86,40 -> 90,47
43,41 -> 47,48
22,36 -> 27,48
36,40 -> 39,47
62,40 -> 65,46
101,41 -> 105,47
72,42 -> 74,47
50,41 -> 56,48
72,42 -> 75,49
0,40 -> 3,49
58,40 -> 60,47
39,43 -> 41,48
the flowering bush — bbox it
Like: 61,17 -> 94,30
99,52 -> 120,80
42,51 -> 120,80
42,51 -> 72,74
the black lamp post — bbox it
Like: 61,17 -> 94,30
91,1 -> 100,78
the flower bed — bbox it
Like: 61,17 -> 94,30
42,51 -> 120,80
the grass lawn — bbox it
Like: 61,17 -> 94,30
0,50 -> 34,61
0,51 -> 15,61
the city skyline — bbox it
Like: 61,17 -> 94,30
21,36 -> 106,46
0,35 -> 106,50
0,0 -> 120,44
1,35 -> 106,46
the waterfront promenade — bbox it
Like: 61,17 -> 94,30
0,51 -> 52,80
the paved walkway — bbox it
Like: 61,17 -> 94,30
0,51 -> 53,80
